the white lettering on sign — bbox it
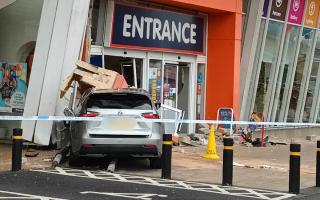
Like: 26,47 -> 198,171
122,14 -> 197,44
272,11 -> 281,17
290,15 -> 298,21
123,14 -> 132,37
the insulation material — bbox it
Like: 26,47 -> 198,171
60,60 -> 128,98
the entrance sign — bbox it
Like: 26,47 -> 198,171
288,0 -> 306,24
270,0 -> 289,21
304,0 -> 320,28
110,3 -> 205,54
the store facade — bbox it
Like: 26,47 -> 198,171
90,0 -> 242,132
241,0 -> 320,123
0,0 -> 241,144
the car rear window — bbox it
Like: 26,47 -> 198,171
87,93 -> 153,110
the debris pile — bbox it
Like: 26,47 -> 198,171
60,60 -> 128,98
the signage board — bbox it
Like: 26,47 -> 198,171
304,0 -> 320,28
218,108 -> 235,129
263,0 -> 271,17
288,0 -> 306,24
110,3 -> 205,54
270,0 -> 289,21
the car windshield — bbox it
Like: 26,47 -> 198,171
87,93 -> 153,110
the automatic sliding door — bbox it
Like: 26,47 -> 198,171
163,63 -> 178,108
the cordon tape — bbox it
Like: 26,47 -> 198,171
0,115 -> 318,127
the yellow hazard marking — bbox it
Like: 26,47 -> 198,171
163,141 -> 172,145
12,136 -> 23,140
224,146 -> 233,150
290,152 -> 300,156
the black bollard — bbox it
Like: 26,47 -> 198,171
289,143 -> 301,194
12,128 -> 23,171
317,141 -> 320,187
222,137 -> 234,186
161,134 -> 172,179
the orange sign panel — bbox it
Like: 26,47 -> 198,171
304,0 -> 320,28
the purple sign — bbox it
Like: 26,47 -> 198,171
262,0 -> 270,17
288,0 -> 306,24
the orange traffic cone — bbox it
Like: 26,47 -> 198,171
203,124 -> 220,159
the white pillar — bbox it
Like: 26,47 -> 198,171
22,0 -> 59,142
33,0 -> 90,145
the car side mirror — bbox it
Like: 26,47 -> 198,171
64,107 -> 75,117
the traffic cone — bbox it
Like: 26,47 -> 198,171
203,124 -> 220,159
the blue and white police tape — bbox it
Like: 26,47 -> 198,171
0,115 -> 102,121
0,115 -> 318,127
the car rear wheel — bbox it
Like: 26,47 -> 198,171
149,157 -> 162,169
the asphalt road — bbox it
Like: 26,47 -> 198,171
0,168 -> 297,200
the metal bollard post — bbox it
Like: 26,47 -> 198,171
12,128 -> 23,171
161,134 -> 172,179
222,137 -> 234,186
289,143 -> 301,194
317,141 -> 320,187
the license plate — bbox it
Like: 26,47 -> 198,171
107,119 -> 136,129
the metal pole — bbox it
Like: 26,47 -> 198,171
161,134 -> 172,179
222,137 -> 234,186
12,128 -> 23,171
317,140 -> 320,187
289,143 -> 301,194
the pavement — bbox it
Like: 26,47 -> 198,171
0,167 -> 296,200
0,138 -> 319,192
1,127 -> 320,198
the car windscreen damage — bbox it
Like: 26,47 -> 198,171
87,93 -> 153,110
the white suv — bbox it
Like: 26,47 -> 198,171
68,88 -> 164,168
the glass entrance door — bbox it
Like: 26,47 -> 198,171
163,63 -> 178,108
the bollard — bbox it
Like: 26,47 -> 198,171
161,134 -> 172,179
289,143 -> 301,194
317,141 -> 320,187
12,128 -> 23,171
222,137 -> 234,186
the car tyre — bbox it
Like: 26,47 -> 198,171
68,153 -> 81,167
149,157 -> 162,169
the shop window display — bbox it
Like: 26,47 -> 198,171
274,25 -> 300,121
303,32 -> 320,122
247,19 -> 266,118
254,20 -> 283,114
287,28 -> 316,122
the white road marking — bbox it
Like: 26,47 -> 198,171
32,168 -> 296,200
81,191 -> 167,200
0,190 -> 67,200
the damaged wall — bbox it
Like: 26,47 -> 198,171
22,0 -> 90,145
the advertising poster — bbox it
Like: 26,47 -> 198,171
270,0 -> 289,21
148,67 -> 162,103
304,0 -> 320,28
0,62 -> 27,113
287,0 -> 306,25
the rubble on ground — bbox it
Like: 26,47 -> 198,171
60,60 -> 128,98
306,135 -> 317,142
